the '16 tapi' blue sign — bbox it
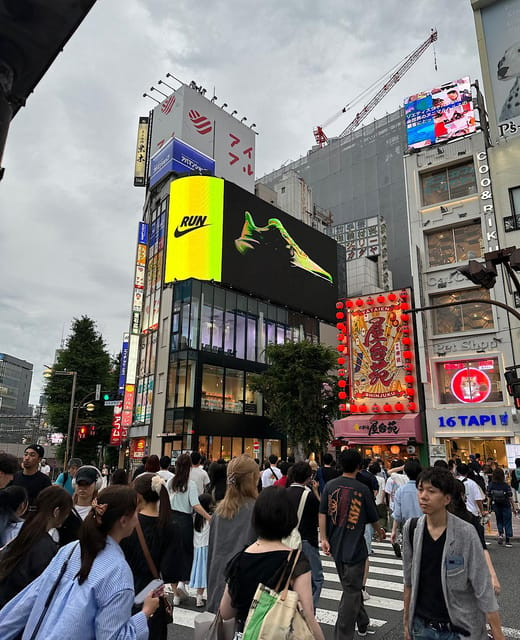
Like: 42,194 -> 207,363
149,137 -> 215,188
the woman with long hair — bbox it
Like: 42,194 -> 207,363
206,454 -> 259,613
0,485 -> 159,639
220,486 -> 325,640
121,473 -> 177,640
207,459 -> 227,503
144,456 -> 161,473
168,453 -> 211,604
0,486 -> 28,546
0,485 -> 72,607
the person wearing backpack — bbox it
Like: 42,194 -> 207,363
487,467 -> 515,547
510,458 -> 520,512
54,458 -> 82,496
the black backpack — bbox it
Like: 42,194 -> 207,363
490,488 -> 508,506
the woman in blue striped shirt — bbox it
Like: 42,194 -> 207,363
0,485 -> 160,639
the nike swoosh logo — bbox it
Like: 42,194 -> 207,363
174,224 -> 210,238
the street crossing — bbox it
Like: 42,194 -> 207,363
168,540 -> 404,638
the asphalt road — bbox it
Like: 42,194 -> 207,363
167,538 -> 520,640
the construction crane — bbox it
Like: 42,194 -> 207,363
313,29 -> 438,147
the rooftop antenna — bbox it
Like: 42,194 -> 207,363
143,92 -> 160,104
166,72 -> 185,86
158,79 -> 174,91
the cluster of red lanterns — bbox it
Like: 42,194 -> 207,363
336,290 -> 417,414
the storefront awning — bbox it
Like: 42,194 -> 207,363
333,413 -> 423,444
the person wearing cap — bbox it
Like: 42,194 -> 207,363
58,466 -> 102,546
11,445 -> 51,509
54,457 -> 83,495
0,452 -> 19,489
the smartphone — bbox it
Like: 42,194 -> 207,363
134,578 -> 164,604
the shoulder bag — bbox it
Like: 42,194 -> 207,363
193,610 -> 236,640
135,519 -> 173,625
282,488 -> 309,549
26,542 -> 77,640
242,548 -> 314,640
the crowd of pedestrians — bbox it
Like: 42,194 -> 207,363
0,444 -> 516,639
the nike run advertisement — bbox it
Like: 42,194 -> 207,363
165,176 -> 340,322
165,176 -> 224,282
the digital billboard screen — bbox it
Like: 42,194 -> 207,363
165,176 -> 340,322
404,77 -> 476,150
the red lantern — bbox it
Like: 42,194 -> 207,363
404,375 -> 414,384
404,363 -> 413,371
401,313 -> 409,322
339,404 -> 347,412
402,337 -> 411,346
336,312 -> 344,320
338,391 -> 347,400
359,404 -> 368,413
395,402 -> 404,412
403,350 -> 413,360
338,379 -> 347,388
383,403 -> 392,412
337,357 -> 346,365
407,402 -> 417,411
372,404 -> 380,413
338,369 -> 346,376
354,392 -> 363,399
400,302 -> 410,310
388,293 -> 397,301
356,299 -> 364,307
336,301 -> 344,309
402,326 -> 410,334
400,291 -> 408,299
377,295 -> 385,303
346,300 -> 354,308
367,297 -> 374,305
337,334 -> 345,341
406,388 -> 415,397
350,404 -> 358,412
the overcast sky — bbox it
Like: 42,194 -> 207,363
0,0 -> 482,405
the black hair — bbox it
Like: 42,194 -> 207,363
0,486 -> 72,581
252,486 -> 297,540
368,461 -> 381,475
268,454 -> 278,465
447,479 -> 472,523
290,461 -> 312,484
0,486 -> 28,541
133,473 -> 171,528
433,459 -> 449,469
404,459 -> 422,481
277,461 -> 289,477
362,457 -> 371,470
191,451 -> 202,466
492,467 -> 505,483
339,449 -> 362,473
0,453 -> 18,476
458,463 -> 469,476
515,458 -> 520,468
78,485 -> 137,584
390,459 -> 405,470
194,493 -> 213,532
416,467 -> 455,496
170,453 -> 191,493
323,453 -> 334,466
160,455 -> 171,470
110,468 -> 128,485
144,455 -> 160,473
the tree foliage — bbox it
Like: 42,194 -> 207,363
44,316 -> 117,463
248,341 -> 339,457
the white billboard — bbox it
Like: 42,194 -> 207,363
149,85 -> 256,192
481,0 -> 520,138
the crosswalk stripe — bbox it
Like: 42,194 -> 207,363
366,577 -> 404,592
320,588 -> 403,611
324,565 -> 403,582
316,608 -> 386,627
321,555 -> 402,568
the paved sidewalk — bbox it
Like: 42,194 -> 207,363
484,510 -> 520,540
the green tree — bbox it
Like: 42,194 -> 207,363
44,316 -> 117,464
248,341 -> 339,459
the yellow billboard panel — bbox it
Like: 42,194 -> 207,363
165,176 -> 224,283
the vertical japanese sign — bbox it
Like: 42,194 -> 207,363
133,117 -> 149,187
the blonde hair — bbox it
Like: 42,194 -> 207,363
215,454 -> 259,520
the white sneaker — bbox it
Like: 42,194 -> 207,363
196,594 -> 205,607
362,588 -> 371,601
173,596 -> 181,606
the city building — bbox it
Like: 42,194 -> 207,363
405,128 -> 517,466
0,353 -> 33,446
121,82 -> 345,464
258,109 -> 411,287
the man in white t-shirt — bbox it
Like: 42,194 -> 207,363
261,455 -> 282,488
189,451 -> 210,495
40,458 -> 51,476
457,463 -> 485,517
157,455 -> 174,485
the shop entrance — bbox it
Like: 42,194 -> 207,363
443,438 -> 507,467
198,435 -> 281,462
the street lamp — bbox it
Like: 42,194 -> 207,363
43,367 -> 77,469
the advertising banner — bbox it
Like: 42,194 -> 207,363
149,137 -> 215,188
118,334 -> 129,394
481,0 -> 520,138
133,117 -> 149,187
110,402 -> 123,446
404,77 -> 476,149
121,384 -> 135,432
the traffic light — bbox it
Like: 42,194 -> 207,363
102,391 -> 121,406
77,425 -> 89,441
458,260 -> 497,289
505,368 -> 520,409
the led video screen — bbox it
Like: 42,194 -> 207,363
222,182 -> 339,322
404,77 -> 476,150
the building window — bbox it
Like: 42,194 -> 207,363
427,223 -> 483,267
436,357 -> 503,405
224,369 -> 244,414
431,289 -> 493,335
245,372 -> 262,415
201,364 -> 224,411
504,186 -> 520,232
421,161 -> 477,206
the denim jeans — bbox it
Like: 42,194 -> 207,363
334,558 -> 369,640
364,523 -> 374,554
301,540 -> 324,610
494,505 -> 513,539
412,616 -> 461,639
